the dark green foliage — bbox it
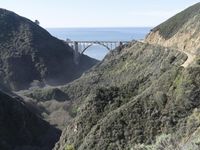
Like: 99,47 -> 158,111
196,57 -> 200,65
52,42 -> 193,150
65,144 -> 75,150
152,3 -> 200,39
34,20 -> 40,25
0,9 -> 98,91
169,55 -> 177,64
0,91 -> 61,150
67,106 -> 78,118
27,88 -> 69,102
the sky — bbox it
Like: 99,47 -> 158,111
0,0 -> 199,28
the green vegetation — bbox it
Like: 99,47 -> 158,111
132,134 -> 178,150
65,144 -> 75,150
0,91 -> 61,150
68,105 -> 78,118
0,8 -> 98,91
34,19 -> 40,25
26,88 -> 68,101
133,133 -> 200,150
52,41 -> 200,150
5,2 -> 200,150
152,3 -> 200,39
195,57 -> 200,65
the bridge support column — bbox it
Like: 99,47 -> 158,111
119,42 -> 123,46
118,41 -> 123,51
73,41 -> 80,65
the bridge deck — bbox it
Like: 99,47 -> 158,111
66,41 -> 130,43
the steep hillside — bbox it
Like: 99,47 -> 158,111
22,41 -> 200,149
145,2 -> 200,55
14,3 -> 200,149
51,41 -> 200,150
0,90 -> 61,150
17,87 -> 73,130
0,8 -> 97,91
18,42 -> 166,129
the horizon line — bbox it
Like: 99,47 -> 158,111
45,26 -> 154,29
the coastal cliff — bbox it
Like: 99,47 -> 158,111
145,3 -> 200,56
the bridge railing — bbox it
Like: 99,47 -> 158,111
66,41 -> 130,43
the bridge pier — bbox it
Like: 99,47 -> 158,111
73,41 -> 80,65
119,41 -> 123,47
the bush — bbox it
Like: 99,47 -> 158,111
196,58 -> 200,65
30,80 -> 44,89
153,134 -> 180,150
132,134 -> 180,150
65,144 -> 75,150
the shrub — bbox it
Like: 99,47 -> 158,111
196,57 -> 200,65
152,134 -> 180,150
65,144 -> 75,150
132,134 -> 180,150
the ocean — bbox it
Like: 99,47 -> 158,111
46,27 -> 151,60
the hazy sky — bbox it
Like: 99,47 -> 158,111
0,0 -> 199,28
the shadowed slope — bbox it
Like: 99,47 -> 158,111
0,8 -> 98,91
0,91 -> 61,150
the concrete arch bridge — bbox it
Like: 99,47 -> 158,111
66,40 -> 130,64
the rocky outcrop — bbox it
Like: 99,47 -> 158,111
0,90 -> 61,150
0,8 -> 98,91
145,3 -> 200,55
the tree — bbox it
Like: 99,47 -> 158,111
34,20 -> 40,25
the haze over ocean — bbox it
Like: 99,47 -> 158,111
47,27 -> 151,60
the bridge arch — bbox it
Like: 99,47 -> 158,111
67,41 -> 125,54
81,42 -> 111,54
67,41 -> 129,64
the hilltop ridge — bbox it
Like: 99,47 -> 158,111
146,2 -> 200,57
0,8 -> 98,91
